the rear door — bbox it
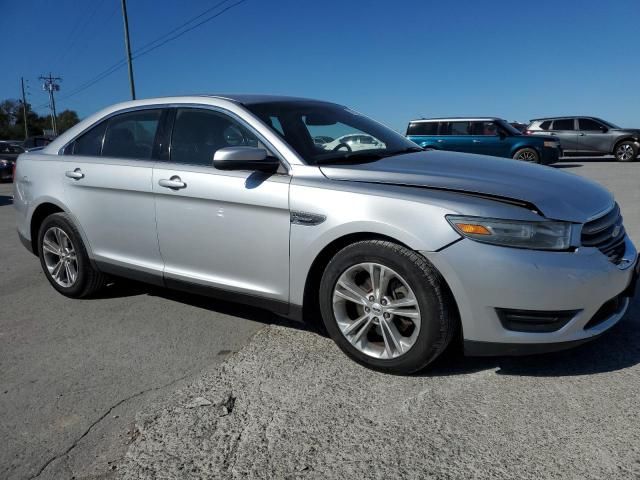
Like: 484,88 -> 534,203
443,121 -> 474,153
577,118 -> 614,154
62,108 -> 165,280
152,107 -> 291,307
549,118 -> 579,151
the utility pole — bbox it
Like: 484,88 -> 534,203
20,77 -> 28,140
39,73 -> 62,136
121,0 -> 136,100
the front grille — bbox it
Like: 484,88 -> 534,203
581,203 -> 626,264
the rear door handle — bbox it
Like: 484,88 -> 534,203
158,176 -> 186,190
65,168 -> 84,180
578,133 -> 586,136
437,139 -> 444,143
472,140 -> 481,143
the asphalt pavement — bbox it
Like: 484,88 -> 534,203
1,157 -> 639,479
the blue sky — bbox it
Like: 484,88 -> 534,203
2,0 -> 639,132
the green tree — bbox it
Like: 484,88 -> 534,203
57,110 -> 80,134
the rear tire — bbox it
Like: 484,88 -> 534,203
37,213 -> 106,298
319,240 -> 456,374
614,141 -> 637,162
513,148 -> 539,163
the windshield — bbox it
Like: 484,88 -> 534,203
598,118 -> 620,129
245,101 -> 420,165
496,119 -> 523,136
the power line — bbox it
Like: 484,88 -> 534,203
56,0 -> 107,66
60,0 -> 245,102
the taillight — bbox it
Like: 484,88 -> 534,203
524,130 -> 534,135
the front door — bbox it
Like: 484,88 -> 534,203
152,107 -> 291,309
576,118 -> 614,154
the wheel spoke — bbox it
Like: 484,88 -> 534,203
64,261 -> 75,284
351,317 -> 373,344
386,307 -> 419,319
336,279 -> 369,305
380,318 -> 403,357
42,239 -> 60,255
342,314 -> 369,337
51,260 -> 64,280
388,297 -> 417,308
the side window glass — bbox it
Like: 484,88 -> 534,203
540,120 -> 552,130
438,122 -> 451,135
450,122 -> 470,135
170,108 -> 261,166
470,121 -> 497,136
102,109 -> 162,159
69,121 -> 108,156
406,122 -> 438,136
578,118 -> 604,131
552,119 -> 574,131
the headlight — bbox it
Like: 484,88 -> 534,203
0,159 -> 8,166
446,215 -> 572,250
543,141 -> 558,148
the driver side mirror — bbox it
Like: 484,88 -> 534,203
600,125 -> 609,133
213,147 -> 280,172
498,129 -> 507,139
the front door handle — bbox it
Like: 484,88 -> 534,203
65,168 -> 84,180
158,176 -> 186,190
437,139 -> 444,143
472,140 -> 481,143
579,133 -> 586,136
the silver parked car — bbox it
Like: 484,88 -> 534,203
14,95 -> 639,373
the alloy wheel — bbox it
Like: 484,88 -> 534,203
616,144 -> 634,161
516,150 -> 537,162
332,262 -> 421,359
42,227 -> 78,288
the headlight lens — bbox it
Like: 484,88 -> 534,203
543,140 -> 558,148
447,215 -> 572,250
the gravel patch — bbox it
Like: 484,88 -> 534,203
119,309 -> 640,479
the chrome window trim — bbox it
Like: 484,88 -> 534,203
57,102 -> 292,173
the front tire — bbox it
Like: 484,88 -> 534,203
319,240 -> 456,374
38,213 -> 106,298
513,147 -> 539,163
614,141 -> 637,162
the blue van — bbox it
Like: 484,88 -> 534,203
406,117 -> 560,164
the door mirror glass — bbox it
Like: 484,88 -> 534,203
600,125 -> 609,133
213,146 -> 279,172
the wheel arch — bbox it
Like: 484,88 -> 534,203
612,136 -> 638,154
299,232 -> 461,338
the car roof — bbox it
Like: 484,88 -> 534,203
529,116 -> 600,122
409,117 -> 500,123
199,93 -> 338,106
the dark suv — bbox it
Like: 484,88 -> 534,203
527,117 -> 639,162
406,117 -> 561,164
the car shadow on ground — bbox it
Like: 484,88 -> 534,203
96,277 -> 639,378
0,195 -> 13,206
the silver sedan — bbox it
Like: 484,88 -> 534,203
14,95 -> 639,373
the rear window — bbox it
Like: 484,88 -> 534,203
552,119 -> 575,130
406,122 -> 438,136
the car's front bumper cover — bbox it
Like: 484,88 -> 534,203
422,235 -> 638,356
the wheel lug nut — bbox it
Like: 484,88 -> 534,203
368,296 -> 374,301
365,307 -> 370,313
373,317 -> 378,322
381,299 -> 387,306
384,312 -> 390,319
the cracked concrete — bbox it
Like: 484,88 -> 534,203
0,182 -> 266,480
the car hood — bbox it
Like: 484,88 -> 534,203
612,128 -> 640,136
319,150 -> 613,223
